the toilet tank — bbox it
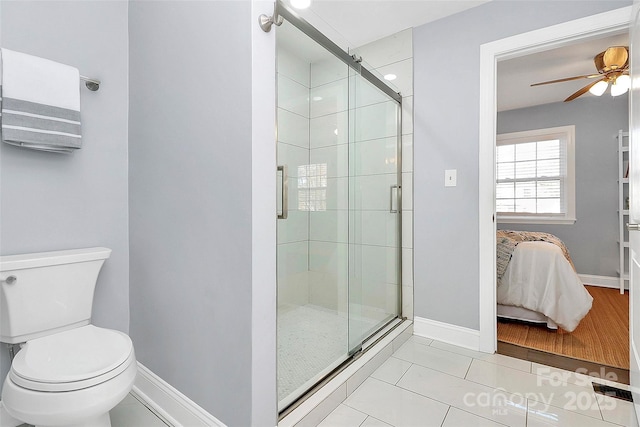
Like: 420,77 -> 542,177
0,247 -> 112,344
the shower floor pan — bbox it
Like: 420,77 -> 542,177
277,304 -> 388,407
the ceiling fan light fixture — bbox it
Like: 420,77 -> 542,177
589,80 -> 608,97
531,45 -> 629,102
611,74 -> 631,97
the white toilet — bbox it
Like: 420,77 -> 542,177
0,247 -> 137,427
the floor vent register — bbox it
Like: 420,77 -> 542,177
592,382 -> 633,402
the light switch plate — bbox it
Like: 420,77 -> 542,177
445,169 -> 457,187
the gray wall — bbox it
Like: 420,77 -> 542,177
128,2 -> 257,425
497,95 -> 629,277
413,0 -> 631,330
0,0 -> 129,387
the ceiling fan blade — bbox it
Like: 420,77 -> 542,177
564,77 -> 605,102
531,74 -> 601,87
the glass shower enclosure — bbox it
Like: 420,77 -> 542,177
275,5 -> 402,411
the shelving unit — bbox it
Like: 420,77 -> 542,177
618,129 -> 629,294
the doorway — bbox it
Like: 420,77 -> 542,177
477,6 -> 632,360
493,35 -> 630,379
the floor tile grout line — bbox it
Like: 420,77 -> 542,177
341,397 -> 404,427
394,338 -> 629,425
367,414 -> 396,427
383,352 -> 558,426
450,371 -> 606,421
452,407 -> 512,427
390,373 -> 505,419
395,364 -> 412,386
535,395 -> 605,422
526,359 -> 630,389
402,338 -> 633,425
351,405 -> 372,427
591,382 -> 608,422
471,357 -> 599,392
393,354 -> 470,381
462,373 -> 601,412
439,405 -> 451,427
371,356 -> 413,386
389,378 -> 524,426
427,340 -> 532,373
463,358 -> 472,380
365,376 -> 456,414
595,396 -> 607,423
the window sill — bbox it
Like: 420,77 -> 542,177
497,216 -> 576,225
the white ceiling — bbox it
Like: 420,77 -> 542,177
290,0 -> 629,112
497,32 -> 629,112
300,0 -> 490,49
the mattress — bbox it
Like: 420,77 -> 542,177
497,241 -> 592,332
497,303 -> 558,329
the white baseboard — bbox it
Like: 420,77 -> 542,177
132,362 -> 226,427
0,363 -> 224,427
413,316 -> 480,351
578,274 -> 627,290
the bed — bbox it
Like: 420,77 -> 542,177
496,230 -> 593,332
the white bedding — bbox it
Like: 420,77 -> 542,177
497,241 -> 593,332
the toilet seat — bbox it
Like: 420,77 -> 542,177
9,325 -> 134,392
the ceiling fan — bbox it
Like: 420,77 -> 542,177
530,46 -> 630,102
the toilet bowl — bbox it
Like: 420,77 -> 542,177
3,325 -> 136,427
0,248 -> 137,427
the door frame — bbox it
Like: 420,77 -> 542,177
478,6 -> 632,353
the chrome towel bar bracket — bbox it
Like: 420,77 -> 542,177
80,75 -> 100,91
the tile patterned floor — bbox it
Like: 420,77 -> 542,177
317,335 -> 639,427
16,392 -> 168,427
12,335 -> 638,427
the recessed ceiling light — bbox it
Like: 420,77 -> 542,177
290,0 -> 311,9
384,74 -> 397,81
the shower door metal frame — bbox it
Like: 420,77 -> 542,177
276,2 -> 402,105
274,0 -> 404,414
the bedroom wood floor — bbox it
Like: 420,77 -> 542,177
497,285 -> 629,370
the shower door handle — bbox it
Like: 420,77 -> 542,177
278,165 -> 288,219
390,185 -> 400,213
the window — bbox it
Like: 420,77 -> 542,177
298,163 -> 327,211
496,125 -> 575,224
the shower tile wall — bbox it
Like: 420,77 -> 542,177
349,84 -> 400,325
277,46 -> 311,309
303,29 -> 413,324
353,29 -> 414,320
277,28 -> 414,320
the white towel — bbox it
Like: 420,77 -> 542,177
0,48 -> 82,153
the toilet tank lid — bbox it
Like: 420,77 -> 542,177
0,247 -> 112,272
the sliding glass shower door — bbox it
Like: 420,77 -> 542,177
276,12 -> 401,412
347,71 -> 402,353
